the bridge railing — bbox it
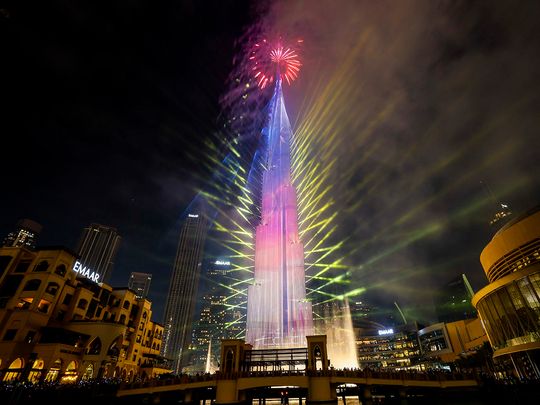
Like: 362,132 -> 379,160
118,368 -> 479,391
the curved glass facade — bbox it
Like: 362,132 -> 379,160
475,270 -> 540,354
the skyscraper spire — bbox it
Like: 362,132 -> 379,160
246,77 -> 313,348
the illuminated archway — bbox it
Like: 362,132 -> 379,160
60,361 -> 78,383
3,358 -> 23,381
82,364 -> 94,380
28,358 -> 45,383
45,359 -> 62,382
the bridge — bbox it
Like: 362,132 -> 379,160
116,336 -> 480,404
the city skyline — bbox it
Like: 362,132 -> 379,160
2,0 -> 540,326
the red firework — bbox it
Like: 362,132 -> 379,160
250,39 -> 303,89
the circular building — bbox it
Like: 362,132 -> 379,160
472,206 -> 540,379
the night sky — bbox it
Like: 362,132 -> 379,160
2,1 -> 540,325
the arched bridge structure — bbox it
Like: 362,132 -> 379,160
116,336 -> 480,405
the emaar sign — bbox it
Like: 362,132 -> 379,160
73,261 -> 100,283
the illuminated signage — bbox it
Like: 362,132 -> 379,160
378,328 -> 394,335
188,214 -> 199,218
73,261 -> 100,283
215,260 -> 231,266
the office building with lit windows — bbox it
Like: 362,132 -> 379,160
190,258 -> 244,372
128,272 -> 152,299
75,223 -> 122,284
356,323 -> 421,370
0,245 -> 168,383
472,205 -> 540,379
161,203 -> 208,374
2,218 -> 43,250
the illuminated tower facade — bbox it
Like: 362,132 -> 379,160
161,204 -> 208,374
75,223 -> 121,284
246,78 -> 313,348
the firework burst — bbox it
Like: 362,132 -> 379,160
250,38 -> 303,88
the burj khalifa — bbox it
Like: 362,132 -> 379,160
246,72 -> 313,349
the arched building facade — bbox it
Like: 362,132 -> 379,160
0,246 -> 170,383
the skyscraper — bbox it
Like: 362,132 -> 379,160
75,223 -> 121,284
2,219 -> 42,250
161,202 -> 208,374
246,77 -> 313,349
128,272 -> 152,299
490,202 -> 512,227
191,258 -> 244,371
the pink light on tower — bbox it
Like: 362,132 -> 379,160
246,40 -> 313,349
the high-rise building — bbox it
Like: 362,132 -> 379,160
246,77 -> 313,349
472,205 -> 540,379
191,258 -> 244,371
434,273 -> 476,323
2,219 -> 42,250
161,202 -> 208,374
128,272 -> 152,299
75,223 -> 121,284
490,202 -> 512,227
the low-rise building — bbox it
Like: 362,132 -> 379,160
0,245 -> 170,383
418,318 -> 488,364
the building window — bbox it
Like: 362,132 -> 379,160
33,260 -> 49,272
45,282 -> 60,296
14,261 -> 30,274
22,279 -> 41,292
25,331 -> 36,343
3,329 -> 17,341
16,298 -> 32,310
55,264 -> 67,277
37,300 -> 51,314
77,299 -> 88,310
62,294 -> 73,305
123,301 -> 130,310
